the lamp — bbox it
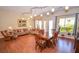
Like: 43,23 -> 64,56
40,14 -> 43,16
8,26 -> 13,31
65,6 -> 69,12
30,16 -> 33,18
51,8 -> 55,12
47,12 -> 50,15
8,26 -> 12,30
28,18 -> 30,20
34,14 -> 37,17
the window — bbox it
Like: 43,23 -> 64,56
35,20 -> 54,38
48,20 -> 53,38
43,21 -> 46,30
58,15 -> 75,35
35,20 -> 43,29
38,21 -> 42,29
43,21 -> 47,36
59,18 -> 66,32
35,20 -> 38,29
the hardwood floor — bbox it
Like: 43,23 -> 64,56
56,38 -> 75,53
0,35 -> 75,53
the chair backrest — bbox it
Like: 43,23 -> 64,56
53,31 -> 58,39
0,31 -> 6,37
39,30 -> 44,35
0,31 -> 4,38
9,31 -> 13,35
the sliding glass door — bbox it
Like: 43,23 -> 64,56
48,20 -> 53,38
38,21 -> 43,29
57,15 -> 75,35
43,21 -> 47,36
35,20 -> 38,29
35,20 -> 43,29
35,19 -> 54,38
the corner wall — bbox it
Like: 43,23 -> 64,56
0,10 -> 34,31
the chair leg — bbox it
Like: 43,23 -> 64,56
35,44 -> 38,50
39,46 -> 43,52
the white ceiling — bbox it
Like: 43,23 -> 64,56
0,6 -> 61,12
0,6 -> 61,15
0,6 -> 33,12
0,6 -> 79,15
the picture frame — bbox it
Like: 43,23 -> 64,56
18,19 -> 26,27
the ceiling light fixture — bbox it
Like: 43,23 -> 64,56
30,16 -> 33,18
29,26 -> 32,28
40,14 -> 43,16
65,6 -> 69,11
47,12 -> 50,15
8,26 -> 12,30
28,18 -> 30,20
34,14 -> 37,17
52,8 -> 55,12
22,18 -> 25,20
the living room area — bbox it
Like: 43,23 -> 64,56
0,6 -> 79,53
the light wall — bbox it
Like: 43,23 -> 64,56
0,10 -> 34,31
0,7 -> 79,31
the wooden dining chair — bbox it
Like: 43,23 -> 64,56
46,39 -> 53,48
49,31 -> 58,47
35,34 -> 47,52
39,29 -> 44,35
53,31 -> 58,46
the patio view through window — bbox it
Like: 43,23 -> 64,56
58,17 -> 75,34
